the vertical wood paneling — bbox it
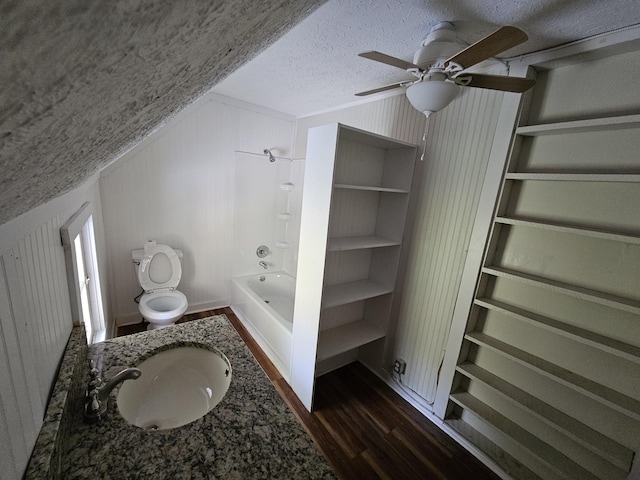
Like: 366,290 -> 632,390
0,171 -> 106,479
9,218 -> 73,405
394,88 -> 503,403
0,263 -> 30,477
0,203 -> 81,479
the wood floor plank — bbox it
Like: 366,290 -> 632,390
385,428 -> 450,480
118,309 -> 500,480
332,363 -> 456,460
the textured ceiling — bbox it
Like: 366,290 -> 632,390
2,0 -> 640,227
0,0 -> 325,225
213,0 -> 640,116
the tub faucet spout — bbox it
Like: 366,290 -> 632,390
259,261 -> 268,269
84,367 -> 141,423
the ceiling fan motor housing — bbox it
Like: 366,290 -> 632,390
413,22 -> 466,70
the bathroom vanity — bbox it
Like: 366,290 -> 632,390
26,316 -> 335,479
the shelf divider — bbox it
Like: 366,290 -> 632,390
317,320 -> 385,361
333,183 -> 409,194
464,331 -> 640,421
504,172 -> 640,183
327,235 -> 401,251
475,297 -> 640,364
482,266 -> 640,315
495,216 -> 640,245
515,114 -> 640,136
456,362 -> 633,470
322,279 -> 393,309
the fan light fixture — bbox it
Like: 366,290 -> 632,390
405,80 -> 460,117
356,24 -> 535,117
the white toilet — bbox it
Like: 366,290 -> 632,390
132,241 -> 188,330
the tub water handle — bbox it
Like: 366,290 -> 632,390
256,245 -> 270,258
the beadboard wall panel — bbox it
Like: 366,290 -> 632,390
99,95 -> 295,324
397,88 -> 503,404
294,90 -> 504,407
0,178 -> 107,479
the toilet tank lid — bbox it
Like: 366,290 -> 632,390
132,248 -> 183,263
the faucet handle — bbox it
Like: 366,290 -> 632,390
89,360 -> 100,378
84,389 -> 103,423
90,390 -> 101,412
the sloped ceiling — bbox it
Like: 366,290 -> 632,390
0,0 -> 325,226
2,0 -> 640,227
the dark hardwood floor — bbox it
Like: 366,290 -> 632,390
118,309 -> 499,480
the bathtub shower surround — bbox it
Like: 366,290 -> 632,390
233,150 -> 299,276
232,272 -> 295,379
232,149 -> 300,381
26,316 -> 335,479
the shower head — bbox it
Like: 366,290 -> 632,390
264,148 -> 276,163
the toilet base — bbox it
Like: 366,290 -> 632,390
146,322 -> 175,331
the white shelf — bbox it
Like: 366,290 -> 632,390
327,235 -> 401,251
475,297 -> 640,365
321,279 -> 393,309
456,362 -> 633,470
333,183 -> 409,194
495,216 -> 640,245
317,320 -> 385,361
482,266 -> 640,315
504,172 -> 640,183
449,391 -> 610,480
464,332 -> 640,422
515,113 -> 640,136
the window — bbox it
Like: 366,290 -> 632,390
61,202 -> 105,343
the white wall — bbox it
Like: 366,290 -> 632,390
99,94 -> 295,325
293,90 -> 504,410
0,176 -> 107,479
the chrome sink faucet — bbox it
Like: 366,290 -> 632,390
84,361 -> 141,423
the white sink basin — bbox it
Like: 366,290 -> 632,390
117,346 -> 232,430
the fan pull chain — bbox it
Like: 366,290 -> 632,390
420,117 -> 430,161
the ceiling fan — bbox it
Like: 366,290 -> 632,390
356,22 -> 536,117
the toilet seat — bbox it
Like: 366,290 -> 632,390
138,290 -> 188,327
137,243 -> 182,293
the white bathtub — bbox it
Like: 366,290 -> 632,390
231,272 -> 294,379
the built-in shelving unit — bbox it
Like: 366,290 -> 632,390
440,57 -> 640,479
291,123 -> 416,411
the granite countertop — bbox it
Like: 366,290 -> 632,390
29,315 -> 336,479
